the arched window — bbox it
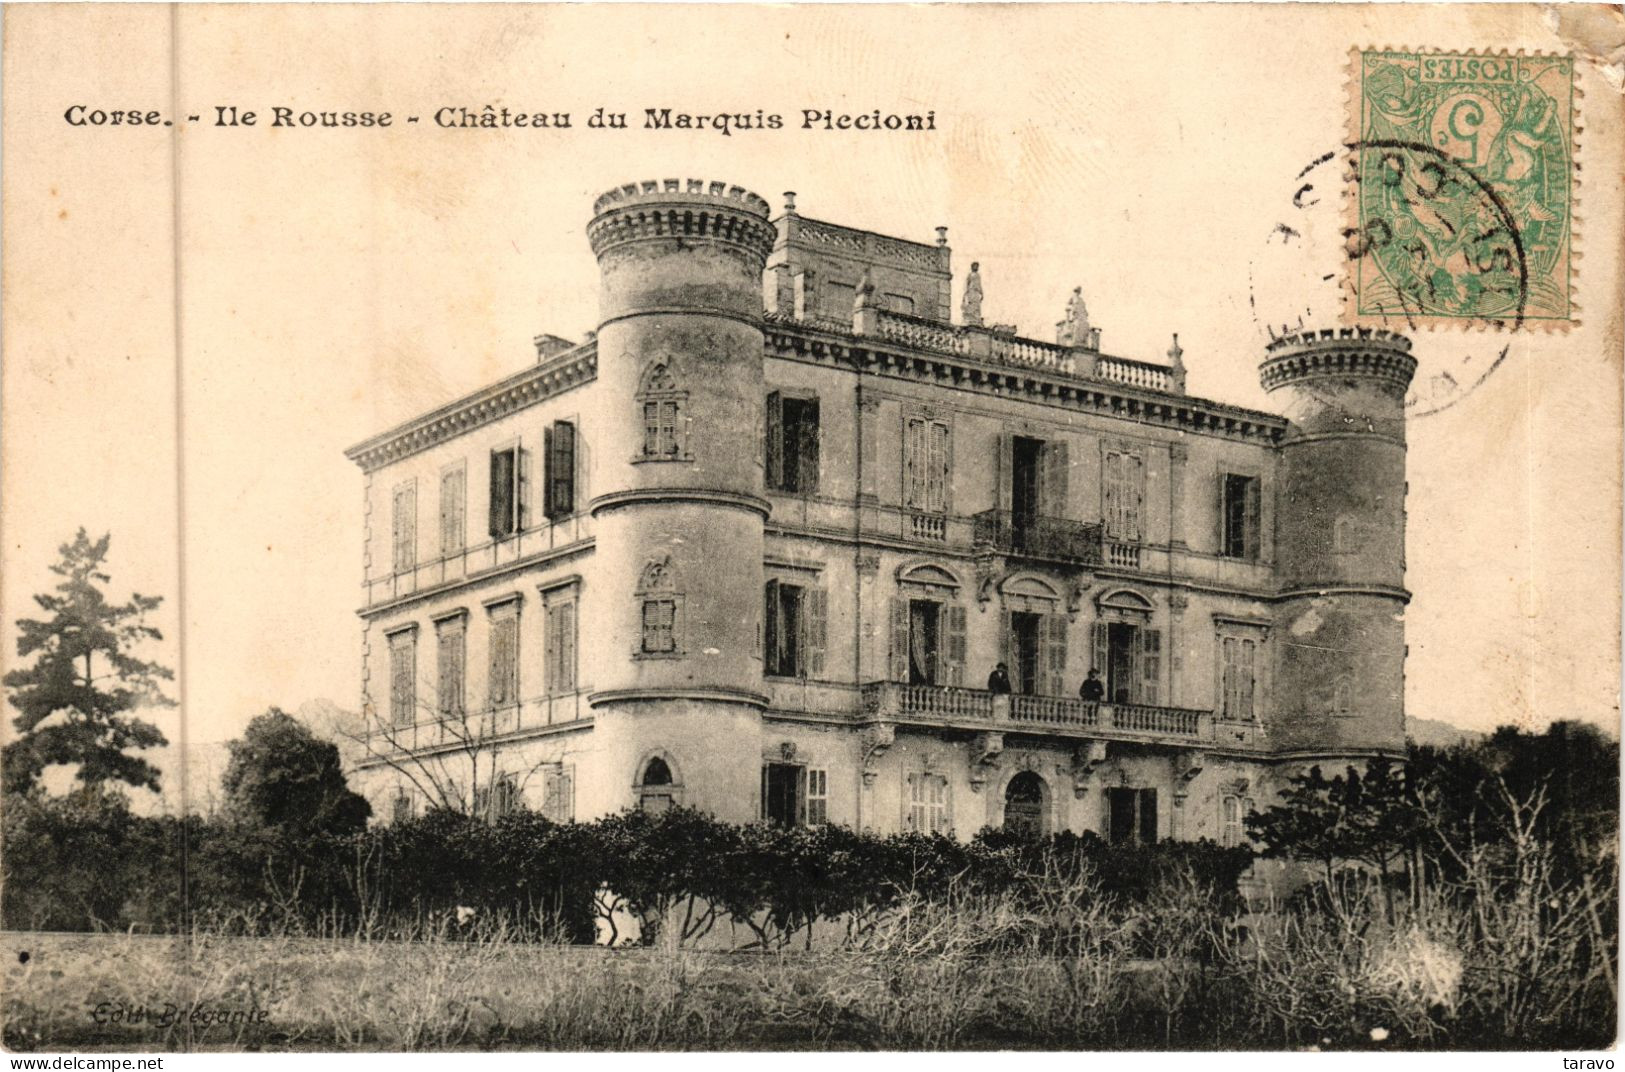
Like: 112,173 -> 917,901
636,754 -> 680,813
1004,771 -> 1047,839
637,358 -> 689,461
636,556 -> 683,656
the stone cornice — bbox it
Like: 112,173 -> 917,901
344,344 -> 597,473
762,320 -> 1288,445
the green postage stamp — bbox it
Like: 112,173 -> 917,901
1350,49 -> 1576,328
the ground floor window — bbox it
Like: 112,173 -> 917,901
637,756 -> 678,813
906,771 -> 950,834
1004,771 -> 1046,839
1106,786 -> 1158,845
762,763 -> 829,827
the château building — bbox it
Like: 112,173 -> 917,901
344,179 -> 1414,845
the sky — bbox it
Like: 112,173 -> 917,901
2,5 -> 1620,776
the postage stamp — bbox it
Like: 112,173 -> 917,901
1347,48 -> 1576,329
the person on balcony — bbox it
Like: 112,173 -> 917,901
987,663 -> 1012,694
1080,668 -> 1105,702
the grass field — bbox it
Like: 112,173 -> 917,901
1,927 -> 1214,1051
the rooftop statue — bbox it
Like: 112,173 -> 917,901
962,262 -> 984,326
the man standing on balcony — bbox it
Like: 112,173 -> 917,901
1080,668 -> 1105,702
987,662 -> 1012,694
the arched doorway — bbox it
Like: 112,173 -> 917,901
1004,771 -> 1046,839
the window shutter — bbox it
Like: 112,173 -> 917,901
1092,621 -> 1109,683
1221,635 -> 1236,717
516,446 -> 532,531
905,772 -> 919,831
765,391 -> 784,489
1218,472 -> 1231,555
489,450 -> 514,538
1244,476 -> 1261,559
544,604 -> 560,694
393,485 -> 416,572
1139,628 -> 1162,705
944,603 -> 966,686
544,422 -> 575,520
1128,455 -> 1144,541
889,597 -> 910,681
1001,610 -> 1016,688
928,422 -> 949,513
903,418 -> 922,508
1043,439 -> 1070,519
995,431 -> 1014,514
1139,788 -> 1158,844
764,579 -> 780,674
1044,613 -> 1068,696
805,586 -> 828,678
558,603 -> 576,692
760,765 -> 770,822
800,397 -> 821,495
1240,637 -> 1255,719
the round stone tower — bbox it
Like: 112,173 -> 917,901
1259,327 -> 1417,759
582,179 -> 778,821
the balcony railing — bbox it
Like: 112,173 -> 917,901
973,510 -> 1103,565
862,681 -> 1212,743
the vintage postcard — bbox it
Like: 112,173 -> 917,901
2,2 -> 1621,1059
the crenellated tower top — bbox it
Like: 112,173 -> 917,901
588,179 -> 777,259
1260,326 -> 1417,398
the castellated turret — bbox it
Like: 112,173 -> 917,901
583,180 -> 778,822
1259,327 -> 1417,759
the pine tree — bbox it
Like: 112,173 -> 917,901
3,529 -> 174,795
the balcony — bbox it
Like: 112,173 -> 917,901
973,510 -> 1103,566
860,681 -> 1214,747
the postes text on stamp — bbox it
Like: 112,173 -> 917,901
1350,49 -> 1575,329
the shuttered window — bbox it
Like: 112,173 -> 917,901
435,616 -> 466,719
542,765 -> 575,822
439,467 -> 466,555
1221,635 -> 1257,720
807,768 -> 829,826
388,630 -> 416,728
545,600 -> 577,695
641,598 -> 677,654
765,580 -> 828,679
906,772 -> 949,834
489,446 -> 527,539
1221,473 -> 1261,559
392,483 -> 417,573
544,421 -> 576,520
1103,450 -> 1144,542
904,417 -> 950,513
488,604 -> 520,709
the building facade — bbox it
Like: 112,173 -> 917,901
344,178 -> 1416,846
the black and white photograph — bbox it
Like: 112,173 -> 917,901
1,2 -> 1621,1058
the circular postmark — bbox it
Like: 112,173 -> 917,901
1250,138 -> 1530,418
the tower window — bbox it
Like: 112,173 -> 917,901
636,557 -> 683,657
637,756 -> 678,813
1221,473 -> 1261,559
1220,794 -> 1245,848
637,360 -> 688,461
766,391 -> 820,494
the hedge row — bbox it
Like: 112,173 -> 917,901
2,793 -> 1253,946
